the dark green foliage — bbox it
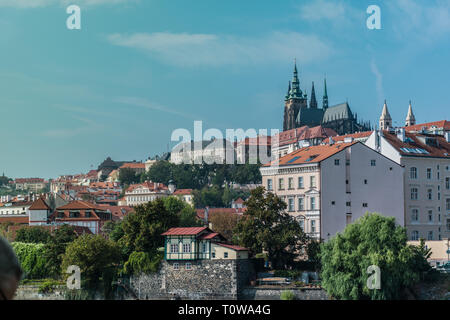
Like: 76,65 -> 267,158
61,234 -> 121,288
119,168 -> 140,185
123,251 -> 163,275
320,213 -> 429,300
43,224 -> 78,278
233,187 -> 308,269
15,227 -> 52,244
12,242 -> 51,279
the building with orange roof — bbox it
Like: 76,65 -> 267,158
119,162 -> 146,175
125,181 -> 170,206
366,123 -> 450,241
272,125 -> 337,159
260,141 -> 404,240
173,188 -> 194,206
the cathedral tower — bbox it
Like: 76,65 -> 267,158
310,82 -> 318,109
283,61 -> 308,131
322,77 -> 329,109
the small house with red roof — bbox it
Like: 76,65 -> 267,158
29,197 -> 52,226
162,227 -> 248,261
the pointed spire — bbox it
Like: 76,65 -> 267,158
310,81 -> 318,109
379,100 -> 392,130
323,76 -> 329,109
289,59 -> 303,99
405,100 -> 416,127
285,81 -> 291,101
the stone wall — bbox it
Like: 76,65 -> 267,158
240,287 -> 329,300
14,285 -> 65,300
129,259 -> 255,300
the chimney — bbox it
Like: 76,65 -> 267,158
204,207 -> 209,226
397,127 -> 406,142
445,132 -> 450,143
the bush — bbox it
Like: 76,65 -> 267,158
280,290 -> 296,300
274,270 -> 302,280
12,242 -> 51,279
123,251 -> 163,275
38,280 -> 60,294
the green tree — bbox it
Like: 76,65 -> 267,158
145,161 -> 173,186
122,251 -> 163,275
233,187 -> 307,269
15,226 -> 52,244
12,242 -> 50,279
179,205 -> 202,227
61,234 -> 121,287
120,198 -> 178,256
43,225 -> 78,278
320,213 -> 426,300
119,168 -> 140,186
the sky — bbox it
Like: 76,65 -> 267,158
0,0 -> 449,179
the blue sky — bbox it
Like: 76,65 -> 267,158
0,0 -> 449,179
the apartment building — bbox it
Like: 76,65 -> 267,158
124,181 -> 170,206
366,128 -> 450,240
260,140 -> 404,240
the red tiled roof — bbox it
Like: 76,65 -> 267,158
264,141 -> 358,167
173,189 -> 193,195
382,131 -> 450,158
215,243 -> 248,251
404,120 -> 450,133
162,227 -> 208,236
198,232 -> 220,240
120,163 -> 145,169
325,131 -> 373,143
233,198 -> 244,204
237,136 -> 272,146
274,125 -> 337,147
14,178 -> 45,184
56,200 -> 102,211
29,198 -> 51,211
126,181 -> 168,193
0,216 -> 29,224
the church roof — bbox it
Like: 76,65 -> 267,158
295,108 -> 324,127
322,103 -> 353,123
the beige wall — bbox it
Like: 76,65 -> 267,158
211,243 -> 249,260
409,239 -> 450,267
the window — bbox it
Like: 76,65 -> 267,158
331,201 -> 336,205
212,252 -> 216,258
288,198 -> 294,212
298,198 -> 304,211
427,168 -> 432,180
185,263 -> 192,270
267,179 -> 273,191
364,179 -> 368,185
310,176 -> 316,188
297,218 -> 304,231
363,203 -> 368,208
202,243 -> 207,253
410,167 -> 418,179
298,177 -> 304,189
446,177 -> 450,190
446,199 -> 450,211
346,202 -> 351,207
224,252 -> 228,258
183,243 -> 191,253
447,219 -> 450,231
411,188 -> 418,200
427,231 -> 433,241
371,160 -> 376,166
335,159 -> 340,166
411,209 -> 419,222
288,177 -> 294,190
428,210 -> 433,222
311,220 -> 316,233
427,189 -> 433,200
171,244 -> 178,253
173,263 -> 179,270
311,197 -> 316,210
279,178 -> 284,190
411,231 -> 419,241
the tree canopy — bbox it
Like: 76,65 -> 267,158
320,213 -> 429,300
233,186 -> 307,269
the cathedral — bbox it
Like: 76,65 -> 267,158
283,63 -> 371,135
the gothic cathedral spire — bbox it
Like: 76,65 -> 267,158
323,77 -> 329,109
310,81 -> 318,109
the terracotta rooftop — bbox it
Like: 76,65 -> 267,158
162,227 -> 208,236
236,136 -> 272,146
29,198 -> 51,211
274,125 -> 337,147
404,120 -> 450,133
56,200 -> 102,211
126,181 -> 168,193
264,141 -> 358,167
382,131 -> 450,158
120,163 -> 145,169
325,131 -> 373,143
173,189 -> 193,195
215,243 -> 248,251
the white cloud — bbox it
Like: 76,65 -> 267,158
107,31 -> 332,67
388,0 -> 450,41
0,0 -> 135,8
370,59 -> 384,105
